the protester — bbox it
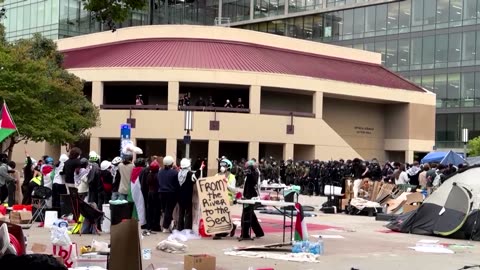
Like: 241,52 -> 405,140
114,155 -> 133,201
239,160 -> 264,240
22,153 -> 35,204
213,158 -> 236,240
158,156 -> 179,233
62,147 -> 82,193
52,154 -> 68,208
74,158 -> 90,201
177,158 -> 196,231
0,155 -> 15,205
146,160 -> 160,232
99,160 -> 113,206
87,151 -> 101,205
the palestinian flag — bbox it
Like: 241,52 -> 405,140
128,166 -> 146,226
0,102 -> 17,143
294,203 -> 309,241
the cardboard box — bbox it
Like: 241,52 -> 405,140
31,243 -> 64,265
10,211 -> 32,224
184,254 -> 216,270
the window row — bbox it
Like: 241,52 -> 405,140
409,72 -> 480,109
436,113 -> 480,143
240,0 -> 480,40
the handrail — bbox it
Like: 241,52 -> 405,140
100,104 -> 168,110
260,109 -> 315,118
178,106 -> 250,113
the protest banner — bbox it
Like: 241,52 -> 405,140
196,175 -> 233,235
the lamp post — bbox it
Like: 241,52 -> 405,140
184,110 -> 193,159
462,128 -> 469,158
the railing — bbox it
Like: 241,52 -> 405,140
178,106 -> 250,113
100,104 -> 168,110
260,109 -> 315,118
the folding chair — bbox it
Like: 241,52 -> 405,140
29,186 -> 52,225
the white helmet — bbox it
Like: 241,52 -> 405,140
163,156 -> 174,166
59,154 -> 68,163
100,160 -> 112,171
112,156 -> 122,166
180,158 -> 191,169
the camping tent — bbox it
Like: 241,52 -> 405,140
440,150 -> 466,166
421,151 -> 465,165
387,165 -> 480,240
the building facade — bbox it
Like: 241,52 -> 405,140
2,0 -> 465,149
8,25 -> 435,174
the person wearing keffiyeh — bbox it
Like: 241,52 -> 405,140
177,158 -> 196,231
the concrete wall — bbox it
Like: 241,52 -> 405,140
261,91 -> 313,113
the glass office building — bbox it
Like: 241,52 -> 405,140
2,0 -> 478,149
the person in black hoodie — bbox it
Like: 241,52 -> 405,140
146,160 -> 161,232
22,154 -> 34,204
239,160 -> 264,240
158,156 -> 179,232
177,158 -> 196,231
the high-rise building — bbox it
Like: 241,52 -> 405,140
2,0 -> 476,150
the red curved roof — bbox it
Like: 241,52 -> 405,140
61,38 -> 423,92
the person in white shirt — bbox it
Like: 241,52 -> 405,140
52,154 -> 68,208
395,164 -> 410,185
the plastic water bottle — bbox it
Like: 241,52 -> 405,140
292,241 -> 302,253
318,236 -> 324,255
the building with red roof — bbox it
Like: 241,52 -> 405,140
12,25 -> 435,173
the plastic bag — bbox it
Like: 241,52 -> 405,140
51,226 -> 72,247
167,229 -> 201,242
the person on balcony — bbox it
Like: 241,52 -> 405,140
224,99 -> 233,108
207,96 -> 215,107
136,94 -> 144,105
195,96 -> 207,107
236,98 -> 245,108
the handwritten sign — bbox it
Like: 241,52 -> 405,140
196,175 -> 233,235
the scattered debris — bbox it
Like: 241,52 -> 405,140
224,251 -> 320,263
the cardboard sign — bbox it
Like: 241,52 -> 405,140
52,243 -> 77,268
196,176 -> 233,235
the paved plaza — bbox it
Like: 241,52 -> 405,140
22,196 -> 479,270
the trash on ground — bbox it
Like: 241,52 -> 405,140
224,251 -> 320,263
157,239 -> 187,253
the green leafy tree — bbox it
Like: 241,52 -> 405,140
468,136 -> 480,157
81,0 -> 146,29
0,33 -> 99,157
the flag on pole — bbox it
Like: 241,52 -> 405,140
0,102 -> 17,143
128,166 -> 146,226
294,203 -> 309,241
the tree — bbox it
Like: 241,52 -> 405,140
0,33 -> 100,158
468,136 -> 480,157
81,0 -> 146,29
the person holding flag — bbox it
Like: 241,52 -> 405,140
129,158 -> 146,228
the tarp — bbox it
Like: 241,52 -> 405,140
421,151 -> 465,164
440,150 -> 466,166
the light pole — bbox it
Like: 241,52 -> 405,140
184,110 -> 193,159
462,128 -> 469,158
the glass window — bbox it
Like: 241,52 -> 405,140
331,11 -> 341,40
411,37 -> 423,69
462,73 -> 476,107
386,40 -> 398,68
447,73 -> 461,108
304,16 -> 313,39
312,14 -> 323,40
450,0 -> 463,23
436,74 -> 448,108
436,0 -> 449,24
375,4 -> 387,33
436,114 -> 448,141
464,0 -> 477,24
424,0 -> 436,26
462,31 -> 476,65
446,114 -> 460,141
435,34 -> 449,67
375,41 -> 386,65
412,0 -> 423,26
449,33 -> 462,67
422,75 -> 435,92
387,2 -> 399,31
343,9 -> 354,38
462,114 -> 475,131
475,72 -> 480,106
364,42 -> 375,52
422,36 -> 435,69
398,39 -> 410,70
353,8 -> 365,37
365,6 -> 376,35
399,0 -> 411,31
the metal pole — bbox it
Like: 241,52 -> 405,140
185,130 -> 190,159
464,142 -> 467,158
149,0 -> 154,25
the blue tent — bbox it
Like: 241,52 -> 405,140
440,150 -> 466,165
421,151 -> 465,165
